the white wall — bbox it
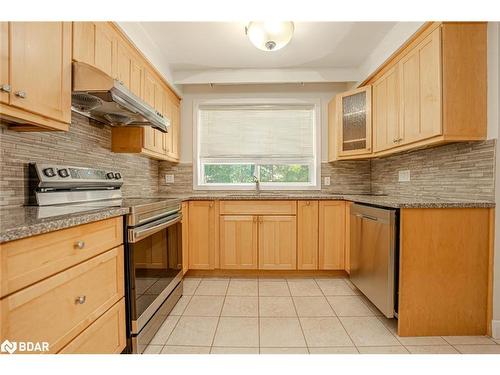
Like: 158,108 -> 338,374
179,83 -> 349,163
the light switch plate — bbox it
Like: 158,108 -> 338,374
165,174 -> 175,184
398,170 -> 410,182
324,177 -> 331,186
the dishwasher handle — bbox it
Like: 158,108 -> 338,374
354,213 -> 379,222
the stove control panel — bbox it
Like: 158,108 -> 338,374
32,163 -> 124,188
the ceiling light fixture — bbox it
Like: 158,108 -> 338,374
245,22 -> 294,52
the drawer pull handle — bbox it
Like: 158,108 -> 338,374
75,296 -> 86,305
14,90 -> 27,99
75,241 -> 85,249
0,84 -> 11,93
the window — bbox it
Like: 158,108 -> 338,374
194,100 -> 320,190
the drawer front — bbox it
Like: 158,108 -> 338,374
220,200 -> 297,215
0,246 -> 124,353
59,299 -> 126,354
0,216 -> 123,297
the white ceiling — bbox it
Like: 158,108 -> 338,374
136,22 -> 396,70
118,21 -> 424,87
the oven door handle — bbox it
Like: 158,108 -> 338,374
128,214 -> 181,243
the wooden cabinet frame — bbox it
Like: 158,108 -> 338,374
336,86 -> 373,158
329,22 -> 486,161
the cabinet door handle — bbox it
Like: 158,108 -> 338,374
75,295 -> 86,305
74,241 -> 85,249
209,202 -> 214,208
0,84 -> 11,93
306,201 -> 311,206
14,91 -> 27,99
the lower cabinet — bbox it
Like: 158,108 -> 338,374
319,201 -> 346,270
258,216 -> 297,270
0,223 -> 125,355
297,201 -> 319,270
59,299 -> 126,354
219,215 -> 258,269
186,200 -> 347,272
188,200 -> 217,270
181,202 -> 189,275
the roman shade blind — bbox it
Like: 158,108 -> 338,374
198,104 -> 315,160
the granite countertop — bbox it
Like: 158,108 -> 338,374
0,193 -> 494,244
177,193 -> 495,209
0,206 -> 129,244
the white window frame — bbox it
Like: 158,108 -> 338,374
193,98 -> 321,191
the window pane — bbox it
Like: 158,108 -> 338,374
259,164 -> 310,183
203,164 -> 256,184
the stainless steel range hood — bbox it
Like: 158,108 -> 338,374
71,62 -> 169,133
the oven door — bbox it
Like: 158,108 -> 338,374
126,212 -> 183,337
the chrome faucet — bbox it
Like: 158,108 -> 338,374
252,175 -> 260,193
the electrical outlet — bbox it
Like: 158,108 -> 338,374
164,174 -> 175,184
398,170 -> 410,182
324,176 -> 331,186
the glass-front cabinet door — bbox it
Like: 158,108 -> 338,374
336,86 -> 372,157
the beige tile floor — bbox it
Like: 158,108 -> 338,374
144,276 -> 500,355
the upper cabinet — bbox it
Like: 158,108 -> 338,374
0,22 -> 72,131
336,86 -> 372,158
73,22 -> 181,162
373,65 -> 400,152
329,22 -> 487,161
398,27 -> 442,147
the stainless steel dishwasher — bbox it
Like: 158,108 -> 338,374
350,203 -> 397,318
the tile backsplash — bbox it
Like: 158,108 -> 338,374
371,140 -> 496,201
0,112 -> 496,206
0,113 -> 160,207
158,161 -> 372,195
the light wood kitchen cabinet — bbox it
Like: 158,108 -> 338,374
219,215 -> 258,269
344,202 -> 353,274
181,202 -> 189,275
259,216 -> 297,270
115,39 -> 144,98
0,22 -> 9,105
111,70 -> 180,161
73,21 -> 181,162
332,22 -> 486,160
0,22 -> 72,131
297,201 -> 319,270
0,217 -> 125,354
188,201 -> 217,270
94,23 -> 115,77
335,86 -> 372,158
398,27 -> 441,147
59,299 -> 126,354
398,208 -> 492,336
0,216 -> 122,297
318,201 -> 346,270
373,65 -> 400,152
0,246 -> 124,353
73,22 -> 115,79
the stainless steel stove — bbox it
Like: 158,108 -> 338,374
29,163 -> 183,354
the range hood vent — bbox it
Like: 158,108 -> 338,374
71,62 -> 169,133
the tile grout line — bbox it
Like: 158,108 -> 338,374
159,280 -> 198,352
286,279 -> 310,354
315,278 -> 359,353
208,278 -> 230,353
257,277 -> 261,354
